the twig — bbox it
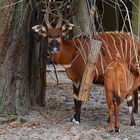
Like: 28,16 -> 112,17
0,0 -> 24,10
47,51 -> 59,85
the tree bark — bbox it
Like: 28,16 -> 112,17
29,0 -> 46,106
0,0 -> 46,118
72,0 -> 90,36
78,40 -> 101,102
0,0 -> 31,116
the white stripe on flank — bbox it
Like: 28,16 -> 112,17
113,32 -> 124,59
77,37 -> 87,63
124,34 -> 132,63
119,33 -> 124,59
100,53 -> 105,74
124,36 -> 128,60
73,38 -> 87,64
95,33 -> 112,59
107,32 -> 121,58
95,68 -> 99,81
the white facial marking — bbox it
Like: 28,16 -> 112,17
62,25 -> 66,31
41,26 -> 47,32
32,25 -> 46,33
32,26 -> 40,32
68,23 -> 74,30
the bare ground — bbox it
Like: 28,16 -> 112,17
0,69 -> 140,140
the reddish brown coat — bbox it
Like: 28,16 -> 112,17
105,58 -> 136,132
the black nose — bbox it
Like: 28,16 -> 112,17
50,37 -> 60,53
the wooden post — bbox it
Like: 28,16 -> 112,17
77,40 -> 102,102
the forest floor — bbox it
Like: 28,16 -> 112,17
0,66 -> 140,140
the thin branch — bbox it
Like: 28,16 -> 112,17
47,51 -> 59,85
0,0 -> 24,10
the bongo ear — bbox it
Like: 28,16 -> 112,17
32,25 -> 47,37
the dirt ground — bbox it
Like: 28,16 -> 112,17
0,68 -> 140,140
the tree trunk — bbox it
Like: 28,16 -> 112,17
29,1 -> 46,106
0,0 -> 46,119
0,0 -> 31,117
73,0 -> 90,36
73,1 -> 98,102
